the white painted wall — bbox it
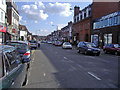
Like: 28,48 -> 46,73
0,0 -> 6,24
20,30 -> 28,41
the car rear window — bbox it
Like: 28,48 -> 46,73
7,42 -> 27,50
64,42 -> 70,45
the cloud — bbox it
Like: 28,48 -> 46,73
19,16 -> 27,25
19,16 -> 22,21
21,4 -> 48,21
35,1 -> 45,9
58,24 -> 67,29
44,2 -> 72,17
34,21 -> 38,23
50,21 -> 53,25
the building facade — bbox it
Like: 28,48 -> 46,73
73,5 -> 92,45
7,0 -> 19,40
91,2 -> 120,48
19,24 -> 28,41
0,0 -> 6,43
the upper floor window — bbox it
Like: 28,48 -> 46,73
89,10 -> 91,16
84,12 -> 86,18
1,12 -> 3,21
2,0 -> 4,5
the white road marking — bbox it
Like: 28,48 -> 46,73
64,57 -> 67,59
85,56 -> 95,59
88,72 -> 101,80
71,65 -> 77,70
43,73 -> 46,77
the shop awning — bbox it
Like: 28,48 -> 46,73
0,25 -> 6,33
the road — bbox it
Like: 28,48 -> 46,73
24,43 -> 119,88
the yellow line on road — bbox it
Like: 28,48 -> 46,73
32,50 -> 35,55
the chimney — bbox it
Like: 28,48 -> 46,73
74,6 -> 80,16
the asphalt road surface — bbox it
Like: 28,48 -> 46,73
24,43 -> 119,88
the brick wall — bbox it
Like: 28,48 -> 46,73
92,2 -> 119,20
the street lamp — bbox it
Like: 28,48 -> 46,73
52,25 -> 58,31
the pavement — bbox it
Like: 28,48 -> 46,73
23,43 -> 119,88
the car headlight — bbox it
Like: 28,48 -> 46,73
88,49 -> 92,51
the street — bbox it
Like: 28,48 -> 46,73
24,43 -> 119,88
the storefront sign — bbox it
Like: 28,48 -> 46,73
98,11 -> 120,21
0,25 -> 6,33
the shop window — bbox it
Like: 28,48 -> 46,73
111,17 -> 114,25
118,16 -> 120,24
104,33 -> 112,45
109,18 -> 112,25
114,16 -> 118,24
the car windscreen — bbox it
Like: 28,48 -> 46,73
29,41 -> 37,43
86,43 -> 97,48
7,42 -> 28,50
64,42 -> 71,45
114,44 -> 120,48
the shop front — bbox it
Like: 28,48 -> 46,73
92,11 -> 120,48
0,25 -> 6,44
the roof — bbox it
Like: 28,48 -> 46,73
6,40 -> 29,44
19,24 -> 29,32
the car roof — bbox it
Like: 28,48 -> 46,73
0,45 -> 14,52
7,40 -> 29,44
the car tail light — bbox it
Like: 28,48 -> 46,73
24,51 -> 30,56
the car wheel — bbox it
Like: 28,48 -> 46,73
78,50 -> 80,53
96,53 -> 100,56
115,51 -> 118,55
104,50 -> 107,54
85,51 -> 88,55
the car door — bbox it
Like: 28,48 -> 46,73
3,48 -> 23,88
81,43 -> 87,53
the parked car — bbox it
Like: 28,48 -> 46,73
5,41 -> 31,69
47,41 -> 52,44
77,42 -> 101,56
0,45 -> 28,89
103,44 -> 120,55
29,40 -> 38,49
55,41 -> 63,46
62,42 -> 72,49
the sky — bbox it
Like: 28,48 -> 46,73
16,1 -> 92,36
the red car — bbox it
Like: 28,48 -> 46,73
103,44 -> 120,55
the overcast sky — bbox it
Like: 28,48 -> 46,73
16,1 -> 92,36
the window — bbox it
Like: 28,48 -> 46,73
85,23 -> 89,30
77,17 -> 79,22
89,10 -> 91,16
84,12 -> 86,18
5,49 -> 21,70
2,0 -> 4,4
109,18 -> 112,25
114,16 -> 118,24
80,15 -> 82,20
80,24 -> 83,31
1,12 -> 3,21
0,53 -> 3,78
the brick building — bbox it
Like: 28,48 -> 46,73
91,2 -> 120,48
73,5 -> 92,45
7,0 -> 19,40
